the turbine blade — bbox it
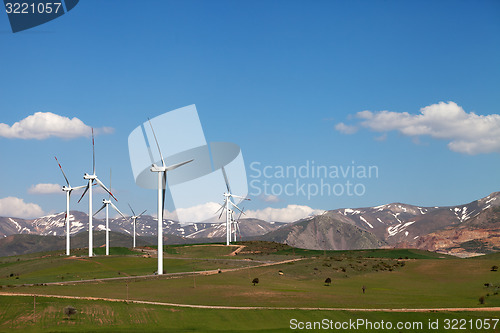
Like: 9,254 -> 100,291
73,185 -> 87,191
110,202 -> 126,219
165,159 -> 193,172
221,166 -> 231,193
215,203 -> 224,215
231,194 -> 251,201
54,156 -> 70,187
93,203 -> 106,216
139,210 -> 147,217
148,118 -> 166,167
229,201 -> 244,214
77,184 -> 90,203
92,128 -> 95,175
218,200 -> 227,219
95,177 -> 118,201
237,207 -> 245,221
109,168 -> 112,200
128,203 -> 136,216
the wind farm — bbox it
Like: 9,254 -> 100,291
0,108 -> 496,332
93,171 -> 126,256
128,204 -> 146,249
54,157 -> 86,256
1,1 -> 499,332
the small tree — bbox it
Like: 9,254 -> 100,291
324,277 -> 332,286
252,277 -> 259,286
479,296 -> 485,305
362,285 -> 366,294
63,306 -> 77,320
491,266 -> 498,272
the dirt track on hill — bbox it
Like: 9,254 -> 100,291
3,257 -> 305,287
0,292 -> 499,312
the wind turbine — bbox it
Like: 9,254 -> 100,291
94,170 -> 126,256
148,119 -> 193,275
55,156 -> 86,256
232,206 -> 245,242
128,204 -> 146,248
216,166 -> 250,245
78,128 -> 117,257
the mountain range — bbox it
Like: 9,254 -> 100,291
0,191 -> 498,257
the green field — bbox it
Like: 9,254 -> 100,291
0,242 -> 499,332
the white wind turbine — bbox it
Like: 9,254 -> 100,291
216,166 -> 250,246
78,128 -> 117,257
94,170 -> 126,256
232,206 -> 246,242
148,119 -> 193,275
55,156 -> 86,256
128,204 -> 147,248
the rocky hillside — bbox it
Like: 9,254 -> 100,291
324,192 -> 500,247
412,205 -> 500,256
260,214 -> 385,250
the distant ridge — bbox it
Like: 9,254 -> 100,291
0,191 -> 498,257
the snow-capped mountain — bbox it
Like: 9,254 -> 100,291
0,211 -> 276,240
1,192 -> 499,256
324,191 -> 500,246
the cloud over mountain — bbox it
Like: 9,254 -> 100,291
245,204 -> 324,222
0,197 -> 44,219
336,101 -> 500,155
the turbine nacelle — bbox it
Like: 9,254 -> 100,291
83,173 -> 97,180
150,164 -> 167,172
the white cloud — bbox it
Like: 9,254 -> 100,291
261,194 -> 280,203
159,202 -> 322,224
334,122 -> 358,134
337,102 -> 500,155
0,112 -> 113,140
163,202 -> 222,223
28,183 -> 62,195
374,133 -> 387,141
245,204 -> 324,222
0,197 -> 45,218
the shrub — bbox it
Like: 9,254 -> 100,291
491,266 -> 498,272
479,296 -> 485,305
324,277 -> 332,286
63,306 -> 77,319
252,278 -> 259,286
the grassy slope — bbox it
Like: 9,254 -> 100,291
0,243 -> 499,332
0,296 -> 499,333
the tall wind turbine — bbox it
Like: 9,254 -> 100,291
232,206 -> 245,242
78,128 -> 117,257
55,156 -> 86,256
128,204 -> 146,248
94,170 -> 126,256
148,119 -> 193,275
217,166 -> 250,246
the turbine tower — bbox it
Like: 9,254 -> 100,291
128,204 -> 146,248
217,166 -> 250,246
148,119 -> 193,275
94,171 -> 126,256
78,128 -> 117,257
55,156 -> 86,256
232,207 -> 245,242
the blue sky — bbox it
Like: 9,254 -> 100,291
0,0 -> 499,222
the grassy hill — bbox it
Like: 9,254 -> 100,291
0,242 -> 499,332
